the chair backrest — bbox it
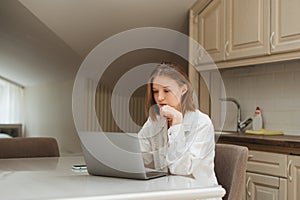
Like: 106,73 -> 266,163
215,144 -> 248,200
0,137 -> 60,158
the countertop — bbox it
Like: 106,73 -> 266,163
216,132 -> 300,155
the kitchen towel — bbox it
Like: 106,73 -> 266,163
245,128 -> 283,135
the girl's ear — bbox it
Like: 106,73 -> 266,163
181,84 -> 188,96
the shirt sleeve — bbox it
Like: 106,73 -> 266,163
166,115 -> 215,178
138,117 -> 170,170
138,118 -> 153,166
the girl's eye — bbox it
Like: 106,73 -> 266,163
164,89 -> 169,93
153,90 -> 158,94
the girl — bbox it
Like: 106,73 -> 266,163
138,62 -> 218,186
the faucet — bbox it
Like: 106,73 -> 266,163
219,97 -> 252,133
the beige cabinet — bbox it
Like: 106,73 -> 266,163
245,150 -> 288,200
247,150 -> 287,177
189,0 -> 300,113
190,0 -> 226,64
225,0 -> 270,60
271,0 -> 300,54
246,172 -> 287,200
193,0 -> 226,62
287,155 -> 300,200
189,0 -> 300,68
190,0 -> 271,62
244,151 -> 300,200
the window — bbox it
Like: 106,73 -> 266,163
0,78 -> 24,124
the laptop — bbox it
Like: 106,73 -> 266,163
80,131 -> 168,180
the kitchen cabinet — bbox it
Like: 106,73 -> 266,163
247,150 -> 287,177
190,0 -> 270,62
287,155 -> 300,200
189,0 -> 300,117
189,0 -> 300,68
225,0 -> 270,60
271,0 -> 300,54
191,0 -> 226,62
246,172 -> 287,200
218,135 -> 300,199
243,150 -> 300,200
245,150 -> 287,200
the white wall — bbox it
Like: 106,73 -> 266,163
218,59 -> 300,135
1,1 -> 83,155
24,79 -> 82,155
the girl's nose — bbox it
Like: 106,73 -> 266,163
157,91 -> 165,101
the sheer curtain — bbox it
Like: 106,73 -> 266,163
0,78 -> 24,124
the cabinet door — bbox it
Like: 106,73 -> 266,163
226,0 -> 270,60
287,156 -> 300,200
247,150 -> 287,178
271,0 -> 300,53
246,172 -> 287,200
197,0 -> 226,62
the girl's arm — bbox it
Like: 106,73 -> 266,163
166,115 -> 215,178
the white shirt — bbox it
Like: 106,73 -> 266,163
138,109 -> 219,187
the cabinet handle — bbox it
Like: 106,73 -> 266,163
270,32 -> 275,50
192,46 -> 202,66
225,40 -> 229,57
248,155 -> 254,160
287,160 -> 293,182
246,177 -> 251,197
197,46 -> 203,62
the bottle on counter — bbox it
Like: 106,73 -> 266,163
252,107 -> 263,131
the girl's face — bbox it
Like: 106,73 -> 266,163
152,75 -> 187,111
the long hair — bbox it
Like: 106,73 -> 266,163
146,62 -> 196,121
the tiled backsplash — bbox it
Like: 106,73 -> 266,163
218,59 -> 300,135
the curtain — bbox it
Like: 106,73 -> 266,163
0,78 -> 24,124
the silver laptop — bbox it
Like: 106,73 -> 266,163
80,132 -> 168,180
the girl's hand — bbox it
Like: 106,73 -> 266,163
160,105 -> 183,126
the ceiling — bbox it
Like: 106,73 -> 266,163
0,0 -> 196,87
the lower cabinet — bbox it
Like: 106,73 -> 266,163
243,150 -> 300,200
287,155 -> 300,200
246,172 -> 287,200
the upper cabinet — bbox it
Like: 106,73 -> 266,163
190,0 -> 300,68
226,0 -> 270,60
193,0 -> 226,62
271,0 -> 300,54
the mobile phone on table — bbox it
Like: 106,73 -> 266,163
72,164 -> 87,171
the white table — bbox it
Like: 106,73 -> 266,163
0,156 -> 225,200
